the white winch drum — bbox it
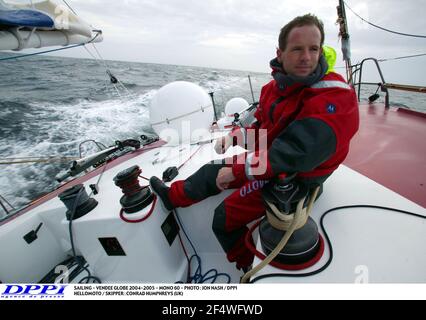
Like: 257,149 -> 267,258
149,81 -> 214,144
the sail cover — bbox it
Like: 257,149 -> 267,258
0,8 -> 54,28
0,0 -> 102,51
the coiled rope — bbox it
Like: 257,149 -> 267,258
240,186 -> 320,283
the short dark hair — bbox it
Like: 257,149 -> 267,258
278,14 -> 325,50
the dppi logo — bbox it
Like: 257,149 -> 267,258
1,285 -> 67,299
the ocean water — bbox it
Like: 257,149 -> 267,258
0,53 -> 425,213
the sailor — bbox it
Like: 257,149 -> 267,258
150,14 -> 359,271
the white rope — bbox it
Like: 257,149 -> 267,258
62,0 -> 78,16
85,43 -> 135,99
91,42 -> 134,98
240,186 -> 320,283
82,45 -> 123,98
0,156 -> 79,165
150,104 -> 213,126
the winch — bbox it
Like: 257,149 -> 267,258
113,165 -> 154,213
241,174 -> 323,283
259,174 -> 321,265
58,184 -> 98,220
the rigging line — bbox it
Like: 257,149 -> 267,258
0,158 -> 79,165
115,78 -> 134,97
90,44 -> 133,96
78,139 -> 106,158
91,44 -> 134,97
83,46 -> 117,84
0,43 -> 84,61
91,43 -> 109,70
0,194 -> 15,210
0,156 -> 75,160
344,1 -> 426,38
378,52 -> 426,62
83,44 -> 99,61
0,156 -> 78,160
150,104 -> 213,126
338,52 -> 425,69
83,43 -> 123,98
62,0 -> 78,16
0,199 -> 10,215
86,43 -> 131,97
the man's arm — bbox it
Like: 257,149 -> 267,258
231,117 -> 337,181
215,108 -> 262,154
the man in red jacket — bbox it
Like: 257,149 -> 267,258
150,14 -> 359,270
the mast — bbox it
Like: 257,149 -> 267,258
337,0 -> 353,84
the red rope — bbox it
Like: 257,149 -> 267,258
119,195 -> 157,223
116,167 -> 144,196
138,174 -> 150,181
177,146 -> 203,171
245,220 -> 325,271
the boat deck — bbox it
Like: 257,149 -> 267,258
253,165 -> 426,283
344,103 -> 426,208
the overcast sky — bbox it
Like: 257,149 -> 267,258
42,0 -> 426,85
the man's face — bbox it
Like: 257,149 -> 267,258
277,25 -> 322,77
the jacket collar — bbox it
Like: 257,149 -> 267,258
270,55 -> 328,91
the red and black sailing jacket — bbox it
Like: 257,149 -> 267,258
231,72 -> 359,182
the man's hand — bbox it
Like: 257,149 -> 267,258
216,167 -> 236,191
214,135 -> 232,154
